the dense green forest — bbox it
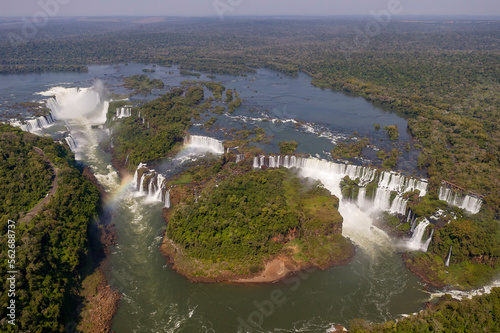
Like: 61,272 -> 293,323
165,160 -> 354,279
109,88 -> 201,170
0,18 -> 497,213
0,124 -> 101,332
350,287 -> 500,332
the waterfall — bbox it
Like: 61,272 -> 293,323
116,107 -> 132,119
423,229 -> 434,252
40,85 -> 109,125
64,135 -> 78,152
439,186 -> 482,214
138,172 -> 147,195
283,155 -> 290,168
250,155 -> 426,216
260,155 -> 266,167
133,164 -> 171,208
253,156 -> 259,168
21,113 -> 56,132
407,219 -> 430,251
165,190 -> 171,208
408,211 -> 418,233
357,187 -> 366,209
248,155 -> 433,253
184,135 -> 224,154
406,210 -> 412,223
445,246 -> 452,267
373,188 -> 392,211
236,154 -> 245,163
389,196 -> 408,215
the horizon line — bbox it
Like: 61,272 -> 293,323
1,14 -> 500,19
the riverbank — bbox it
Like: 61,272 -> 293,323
76,166 -> 120,333
160,235 -> 354,284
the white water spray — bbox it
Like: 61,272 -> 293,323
407,219 -> 431,252
184,135 -> 224,154
444,246 -> 452,267
438,187 -> 482,214
116,107 -> 132,119
21,113 -> 56,132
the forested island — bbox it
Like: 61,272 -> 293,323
161,160 -> 354,282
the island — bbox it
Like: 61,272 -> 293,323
161,159 -> 355,282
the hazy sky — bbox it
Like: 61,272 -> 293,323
2,0 -> 500,17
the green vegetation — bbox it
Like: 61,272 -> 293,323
202,116 -> 217,129
331,138 -> 369,159
383,125 -> 399,141
228,96 -> 242,113
375,148 -> 401,169
0,124 -> 101,331
181,80 -> 226,101
0,126 -> 53,218
225,89 -> 233,103
381,149 -> 401,169
224,127 -> 273,148
165,161 -> 353,279
123,74 -> 164,95
350,287 -> 500,332
1,19 -> 497,211
278,140 -> 298,154
110,88 -> 201,169
340,176 -> 360,201
179,69 -> 201,77
185,86 -> 204,105
405,214 -> 500,289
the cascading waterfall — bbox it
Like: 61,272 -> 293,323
250,154 -> 433,254
116,107 -> 132,119
64,135 -> 78,152
253,155 -> 426,216
438,186 -> 482,214
423,229 -> 434,252
373,188 -> 392,212
260,155 -> 266,167
21,113 -> 56,132
165,190 -> 171,208
253,156 -> 259,168
358,187 -> 366,208
39,84 -> 109,125
235,154 -> 245,163
408,211 -> 418,233
184,135 -> 225,154
138,171 -> 147,195
389,196 -> 408,215
133,164 -> 171,207
445,246 -> 452,267
407,219 -> 431,251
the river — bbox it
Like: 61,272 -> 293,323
1,64 -> 430,332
